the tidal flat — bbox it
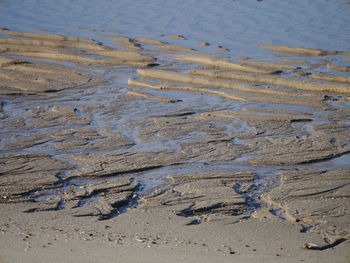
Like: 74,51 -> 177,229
0,1 -> 350,261
0,27 -> 349,262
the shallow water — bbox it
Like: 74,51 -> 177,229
1,0 -> 350,55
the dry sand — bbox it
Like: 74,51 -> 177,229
0,28 -> 350,263
1,203 -> 349,263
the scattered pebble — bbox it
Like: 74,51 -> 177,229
198,41 -> 210,46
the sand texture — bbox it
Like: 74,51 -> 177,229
0,27 -> 350,263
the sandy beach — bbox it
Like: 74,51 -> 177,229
1,1 -> 350,262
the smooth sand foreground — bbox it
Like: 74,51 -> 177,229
1,204 -> 349,263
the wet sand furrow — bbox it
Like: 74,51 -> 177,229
0,28 -> 97,44
326,64 -> 350,73
0,56 -> 28,67
0,153 -> 75,202
5,51 -> 154,67
0,38 -> 107,51
0,78 -> 63,92
306,72 -> 350,84
237,60 -> 298,70
86,50 -> 155,62
137,69 -> 328,97
242,106 -> 312,116
188,69 -> 350,94
196,110 -> 313,123
0,43 -> 156,63
129,77 -> 324,108
172,54 -> 280,74
140,171 -> 254,217
248,135 -> 350,166
126,90 -> 181,103
276,58 -> 310,65
261,169 -> 350,241
1,44 -> 67,54
128,78 -> 248,102
258,44 -> 342,56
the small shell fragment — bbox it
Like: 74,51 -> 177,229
303,243 -> 320,250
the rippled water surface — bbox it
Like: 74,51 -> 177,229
1,0 -> 350,54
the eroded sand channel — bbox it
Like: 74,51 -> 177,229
0,28 -> 350,253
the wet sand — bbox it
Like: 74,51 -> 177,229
0,28 -> 350,262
